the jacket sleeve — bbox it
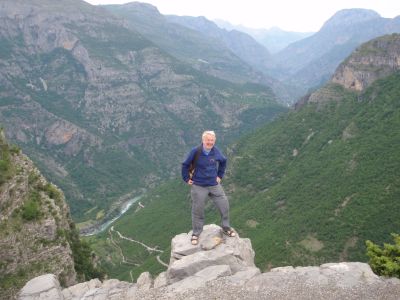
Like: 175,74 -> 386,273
181,148 -> 196,182
216,149 -> 227,179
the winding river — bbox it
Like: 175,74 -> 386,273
80,195 -> 143,236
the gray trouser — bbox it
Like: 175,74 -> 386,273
191,184 -> 230,236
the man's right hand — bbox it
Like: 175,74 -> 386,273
188,179 -> 194,185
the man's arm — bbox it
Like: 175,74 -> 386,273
216,148 -> 227,179
181,148 -> 196,183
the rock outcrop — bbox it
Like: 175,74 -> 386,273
296,33 -> 400,110
18,224 -> 400,300
332,33 -> 400,91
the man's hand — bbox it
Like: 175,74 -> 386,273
188,179 -> 194,185
216,176 -> 222,184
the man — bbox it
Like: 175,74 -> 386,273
182,130 -> 235,245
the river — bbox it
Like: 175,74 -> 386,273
80,195 -> 143,236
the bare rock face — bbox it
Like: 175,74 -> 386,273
332,34 -> 400,91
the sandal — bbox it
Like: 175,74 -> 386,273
191,235 -> 199,245
223,228 -> 236,237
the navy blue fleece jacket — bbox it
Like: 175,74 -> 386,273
181,145 -> 227,186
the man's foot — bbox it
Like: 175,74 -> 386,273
222,228 -> 236,237
191,235 -> 199,245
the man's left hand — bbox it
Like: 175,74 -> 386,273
216,176 -> 222,184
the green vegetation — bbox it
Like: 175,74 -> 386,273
366,234 -> 400,278
66,225 -> 105,281
21,192 -> 41,221
0,129 -> 14,185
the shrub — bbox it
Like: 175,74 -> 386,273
366,233 -> 400,278
0,160 -> 8,172
44,183 -> 62,203
21,200 -> 41,221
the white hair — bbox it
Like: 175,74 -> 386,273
202,130 -> 216,139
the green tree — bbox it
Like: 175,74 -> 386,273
66,226 -> 105,281
366,234 -> 400,278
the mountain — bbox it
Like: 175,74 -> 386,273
104,3 -> 299,105
164,15 -> 273,73
0,130 -> 101,299
103,2 -> 267,86
271,9 -> 400,94
213,20 -> 314,54
0,0 -> 286,223
88,34 -> 400,281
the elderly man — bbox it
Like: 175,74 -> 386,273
182,130 -> 235,245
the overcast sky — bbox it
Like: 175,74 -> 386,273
83,0 -> 400,32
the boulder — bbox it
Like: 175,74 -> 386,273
61,278 -> 102,299
153,271 -> 168,288
167,264 -> 232,293
18,274 -> 63,300
167,224 -> 257,283
136,271 -> 153,291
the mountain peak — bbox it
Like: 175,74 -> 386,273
117,1 -> 161,14
321,8 -> 381,31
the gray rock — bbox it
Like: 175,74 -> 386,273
136,271 -> 153,291
170,233 -> 199,261
62,278 -> 102,299
225,267 -> 261,285
195,265 -> 232,280
167,225 -> 254,284
245,262 -> 390,296
169,224 -> 225,264
167,265 -> 231,293
18,274 -> 63,300
167,242 -> 248,283
125,285 -> 138,299
154,271 -> 168,289
197,224 -> 224,250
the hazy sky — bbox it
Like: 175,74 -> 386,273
83,0 -> 400,32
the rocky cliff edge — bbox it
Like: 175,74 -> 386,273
18,224 -> 400,300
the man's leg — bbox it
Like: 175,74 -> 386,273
191,184 -> 209,236
209,184 -> 230,230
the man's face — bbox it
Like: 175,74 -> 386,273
202,134 -> 216,150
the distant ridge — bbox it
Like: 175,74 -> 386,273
213,19 -> 314,53
271,8 -> 400,94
